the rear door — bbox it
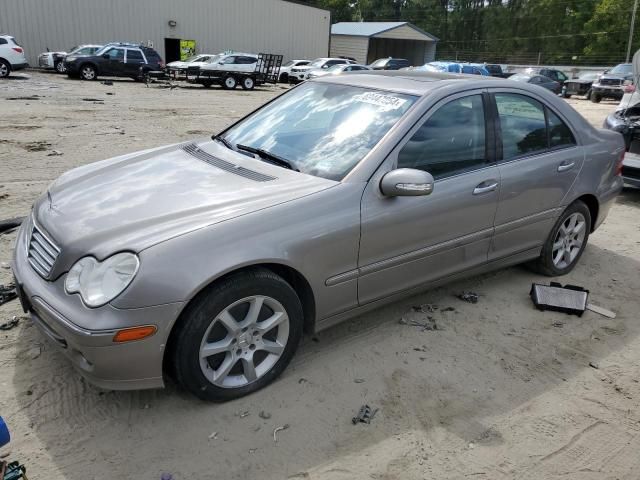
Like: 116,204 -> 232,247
124,49 -> 145,76
358,90 -> 500,304
489,90 -> 583,260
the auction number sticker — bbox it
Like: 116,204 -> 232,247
354,92 -> 407,110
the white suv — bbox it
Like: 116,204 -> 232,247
199,53 -> 258,74
289,58 -> 355,83
0,35 -> 28,77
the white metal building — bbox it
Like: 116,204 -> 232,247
330,22 -> 438,66
0,0 -> 331,66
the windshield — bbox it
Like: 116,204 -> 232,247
328,64 -> 345,72
611,64 -> 632,75
509,73 -> 530,81
183,55 -> 203,63
283,60 -> 295,67
370,59 -> 389,68
309,58 -> 327,67
579,72 -> 599,80
222,82 -> 416,180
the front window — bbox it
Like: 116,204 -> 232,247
611,64 -> 632,75
398,95 -> 487,179
103,48 -> 124,60
222,82 -> 417,180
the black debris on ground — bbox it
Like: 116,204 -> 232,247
352,404 -> 378,425
0,284 -> 17,306
0,316 -> 19,331
457,291 -> 479,304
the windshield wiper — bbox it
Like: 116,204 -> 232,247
212,134 -> 234,150
236,144 -> 298,171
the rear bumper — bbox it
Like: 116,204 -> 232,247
12,220 -> 184,391
11,62 -> 28,71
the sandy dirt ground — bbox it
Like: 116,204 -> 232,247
1,71 -> 639,480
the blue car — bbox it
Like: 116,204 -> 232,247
422,61 -> 489,76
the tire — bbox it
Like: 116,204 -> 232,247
241,76 -> 255,90
279,72 -> 288,83
202,81 -> 213,88
79,64 -> 97,81
171,268 -> 304,401
55,61 -> 66,73
591,92 -> 602,103
530,200 -> 591,277
0,59 -> 11,78
562,93 -> 572,99
222,75 -> 237,90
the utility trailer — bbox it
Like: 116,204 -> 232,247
186,53 -> 282,90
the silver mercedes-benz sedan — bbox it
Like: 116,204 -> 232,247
12,72 -> 624,401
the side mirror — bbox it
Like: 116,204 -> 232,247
380,168 -> 434,197
102,53 -> 109,59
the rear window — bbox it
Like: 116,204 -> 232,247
0,38 -> 7,45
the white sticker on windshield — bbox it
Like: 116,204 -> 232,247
353,92 -> 407,110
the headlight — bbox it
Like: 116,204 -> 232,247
65,252 -> 139,307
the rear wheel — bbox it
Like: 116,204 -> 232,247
241,76 -> 255,90
530,200 -> 591,276
222,75 -> 237,90
55,61 -> 66,73
0,60 -> 11,78
171,268 -> 303,401
80,64 -> 97,81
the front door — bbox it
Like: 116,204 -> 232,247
101,47 -> 125,76
489,90 -> 583,259
358,91 -> 500,305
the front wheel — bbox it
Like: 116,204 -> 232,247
55,61 -> 66,73
171,268 -> 303,401
80,64 -> 97,81
222,75 -> 237,90
531,200 -> 591,276
591,92 -> 602,103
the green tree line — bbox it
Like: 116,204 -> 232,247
302,0 -> 639,65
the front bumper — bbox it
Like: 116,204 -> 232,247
289,71 -> 308,82
12,220 -> 184,390
622,152 -> 640,188
592,84 -> 624,98
64,61 -> 81,74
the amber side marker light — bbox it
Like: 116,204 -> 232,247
113,325 -> 157,343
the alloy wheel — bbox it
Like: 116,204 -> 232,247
552,212 -> 586,269
81,66 -> 95,80
0,63 -> 9,78
199,295 -> 289,388
56,62 -> 66,73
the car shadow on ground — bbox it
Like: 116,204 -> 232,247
3,74 -> 31,80
10,243 -> 640,479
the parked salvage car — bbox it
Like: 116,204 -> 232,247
12,72 -> 623,401
0,34 -> 28,78
289,57 -> 355,83
485,64 -> 515,78
186,53 -> 281,90
525,68 -> 568,85
590,63 -> 634,103
307,63 -> 370,79
198,52 -> 258,75
509,73 -> 561,94
369,57 -> 410,70
275,59 -> 310,82
427,61 -> 489,76
562,72 -> 600,99
65,43 -> 163,81
39,45 -> 102,73
167,53 -> 220,76
603,90 -> 640,187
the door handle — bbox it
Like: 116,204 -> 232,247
473,181 -> 499,195
557,162 -> 575,172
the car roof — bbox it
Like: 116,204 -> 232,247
312,70 -> 517,96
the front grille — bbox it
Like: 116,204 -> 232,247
600,78 -> 622,86
38,55 -> 49,67
27,220 -> 60,279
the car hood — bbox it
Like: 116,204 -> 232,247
293,65 -> 314,71
35,140 -> 336,274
